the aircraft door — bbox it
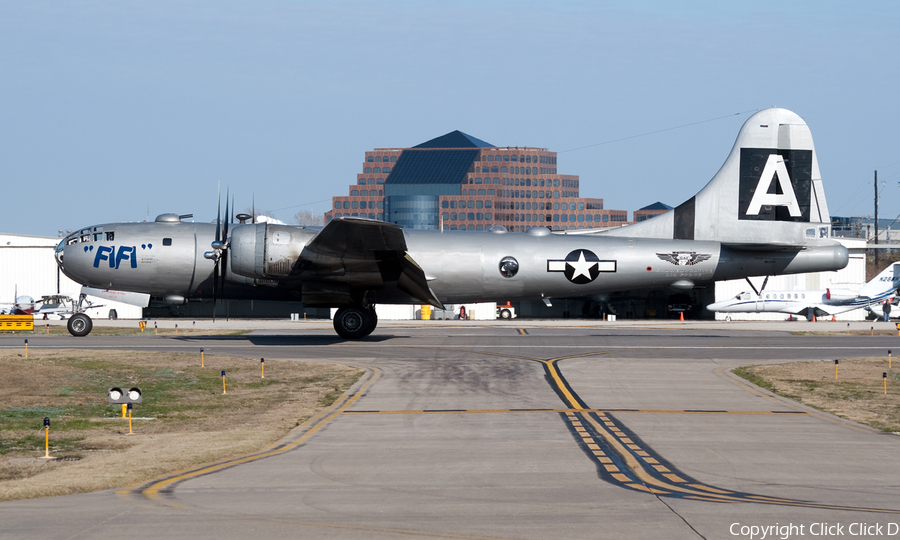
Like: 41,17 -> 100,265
149,231 -> 196,294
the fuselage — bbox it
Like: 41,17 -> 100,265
56,220 -> 850,307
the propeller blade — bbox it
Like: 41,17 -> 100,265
212,185 -> 222,323
223,188 -> 230,242
215,187 -> 222,244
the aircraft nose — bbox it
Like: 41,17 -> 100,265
54,239 -> 65,267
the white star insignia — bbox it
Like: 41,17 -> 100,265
567,251 -> 596,280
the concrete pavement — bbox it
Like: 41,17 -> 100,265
1,321 -> 899,539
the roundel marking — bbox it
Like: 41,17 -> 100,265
547,249 -> 615,285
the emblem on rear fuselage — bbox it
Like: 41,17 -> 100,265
547,249 -> 616,284
656,251 -> 711,266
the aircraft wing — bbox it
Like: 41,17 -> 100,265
296,218 -> 443,308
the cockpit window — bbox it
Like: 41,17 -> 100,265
106,231 -> 115,241
163,238 -> 172,246
740,292 -> 750,300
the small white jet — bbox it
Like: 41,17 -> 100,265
708,262 -> 900,321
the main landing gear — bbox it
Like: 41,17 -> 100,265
333,306 -> 378,340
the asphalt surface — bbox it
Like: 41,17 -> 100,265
2,318 -> 899,540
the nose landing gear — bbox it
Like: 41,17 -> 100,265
66,293 -> 95,337
67,313 -> 93,337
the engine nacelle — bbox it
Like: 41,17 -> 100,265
824,288 -> 859,303
229,223 -> 317,279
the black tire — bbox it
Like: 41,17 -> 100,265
67,313 -> 93,337
108,309 -> 118,320
333,306 -> 375,340
363,307 -> 378,335
499,308 -> 512,319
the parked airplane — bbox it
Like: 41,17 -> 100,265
707,263 -> 900,321
865,298 -> 899,321
0,294 -> 106,318
0,295 -> 35,315
54,108 -> 848,338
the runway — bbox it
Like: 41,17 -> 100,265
2,320 -> 899,539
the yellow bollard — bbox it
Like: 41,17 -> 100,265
43,417 -> 51,458
175,324 -> 178,335
200,348 -> 205,367
154,322 -> 158,335
261,358 -> 265,379
127,403 -> 134,435
24,339 -> 28,358
871,327 -> 874,336
221,370 -> 227,394
835,359 -> 839,379
193,321 -> 196,332
46,323 -> 50,335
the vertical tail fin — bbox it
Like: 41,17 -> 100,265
858,262 -> 900,299
607,108 -> 832,246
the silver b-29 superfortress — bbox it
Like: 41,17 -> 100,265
55,108 -> 848,338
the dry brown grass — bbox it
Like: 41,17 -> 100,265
736,357 -> 900,432
0,349 -> 363,501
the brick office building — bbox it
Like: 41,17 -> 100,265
325,131 -> 628,231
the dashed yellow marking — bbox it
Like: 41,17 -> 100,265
664,473 -> 686,483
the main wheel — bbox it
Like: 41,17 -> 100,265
67,313 -> 93,337
333,306 -> 375,340
363,307 -> 378,335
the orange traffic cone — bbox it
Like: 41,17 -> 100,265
788,314 -> 793,321
832,315 -> 836,322
679,312 -> 684,322
813,315 -> 817,322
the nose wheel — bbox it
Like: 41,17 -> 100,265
67,313 -> 93,337
333,306 -> 377,340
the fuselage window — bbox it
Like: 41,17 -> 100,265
163,238 -> 173,246
499,256 -> 519,278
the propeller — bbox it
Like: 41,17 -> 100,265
203,188 -> 231,321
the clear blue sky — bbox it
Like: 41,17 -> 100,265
1,1 -> 898,237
